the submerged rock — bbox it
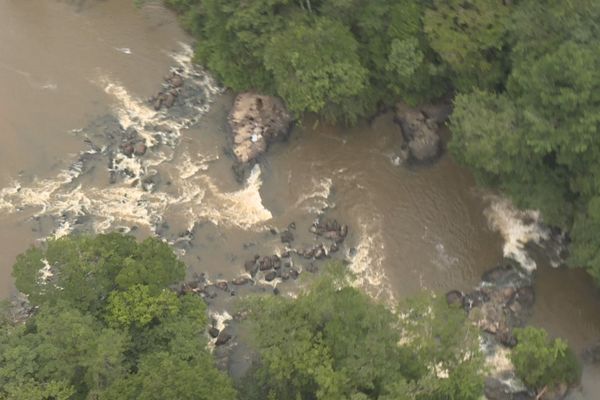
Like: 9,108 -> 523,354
228,93 -> 292,165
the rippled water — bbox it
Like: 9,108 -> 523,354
1,1 -> 600,397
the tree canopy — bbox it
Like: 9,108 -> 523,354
159,0 -> 467,122
239,266 -> 485,400
1,233 -> 236,400
511,327 -> 581,393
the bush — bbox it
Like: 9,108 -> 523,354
511,327 -> 581,392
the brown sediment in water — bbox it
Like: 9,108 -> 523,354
0,1 -> 600,398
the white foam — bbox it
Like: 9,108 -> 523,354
208,310 -> 233,349
347,217 -> 394,303
0,43 -> 273,251
39,259 -> 54,284
192,164 -> 273,229
115,47 -> 132,55
484,196 -> 549,272
293,177 -> 332,214
211,310 -> 232,332
169,43 -> 221,93
175,151 -> 218,180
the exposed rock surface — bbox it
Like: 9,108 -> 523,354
449,264 -> 534,347
449,264 -> 539,400
149,70 -> 185,111
395,103 -> 441,162
228,93 -> 292,165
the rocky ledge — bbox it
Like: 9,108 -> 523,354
228,93 -> 292,180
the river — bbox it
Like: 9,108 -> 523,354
1,1 -> 600,397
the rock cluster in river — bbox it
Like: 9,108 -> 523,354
149,69 -> 185,111
447,264 -> 535,347
175,217 -> 350,346
394,102 -> 449,163
447,264 -> 538,400
228,93 -> 292,180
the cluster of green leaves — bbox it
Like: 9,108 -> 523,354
154,0 -> 514,123
0,234 -> 236,400
448,0 -> 600,281
239,266 -> 485,400
511,327 -> 581,392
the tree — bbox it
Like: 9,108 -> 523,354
240,265 -> 485,400
2,234 -> 235,400
102,352 -> 237,400
263,17 -> 368,123
400,295 -> 485,400
12,233 -> 185,314
424,0 -> 511,91
511,327 -> 581,394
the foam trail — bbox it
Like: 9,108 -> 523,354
347,216 -> 394,303
191,165 -> 273,229
484,196 -> 549,272
293,177 -> 332,214
169,42 -> 222,96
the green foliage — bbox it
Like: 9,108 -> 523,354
511,327 -> 581,391
105,284 -> 179,329
1,379 -> 75,400
12,233 -> 185,314
424,0 -> 511,91
165,0 -> 455,123
400,295 -> 485,399
1,234 -> 235,400
103,352 -> 237,400
240,266 -> 485,400
264,17 -> 368,124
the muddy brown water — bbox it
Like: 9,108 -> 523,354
1,1 -> 600,397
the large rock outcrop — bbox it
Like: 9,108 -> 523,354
228,93 -> 292,164
395,104 -> 441,162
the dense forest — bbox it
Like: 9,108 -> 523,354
161,0 -> 600,284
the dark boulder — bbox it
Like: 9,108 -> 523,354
281,230 -> 294,244
244,259 -> 258,276
215,331 -> 232,346
264,271 -> 277,282
446,290 -> 464,307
